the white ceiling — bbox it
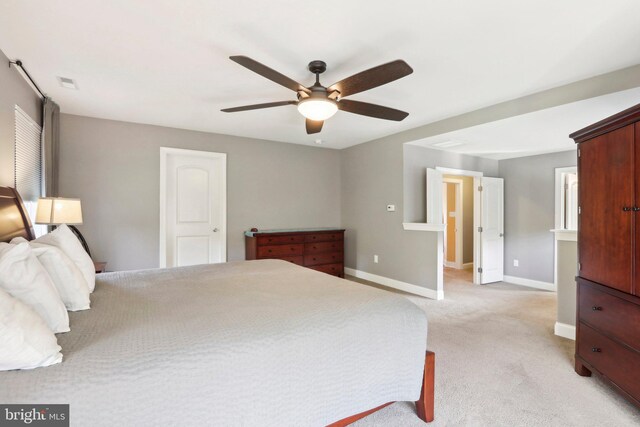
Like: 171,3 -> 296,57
408,87 -> 640,160
1,0 -> 640,149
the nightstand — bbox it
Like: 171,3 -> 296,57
94,261 -> 107,274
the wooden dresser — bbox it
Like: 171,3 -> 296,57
245,228 -> 345,277
570,103 -> 640,408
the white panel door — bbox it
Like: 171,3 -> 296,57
162,148 -> 226,267
479,177 -> 504,284
426,168 -> 444,224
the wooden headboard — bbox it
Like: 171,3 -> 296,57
0,186 -> 35,243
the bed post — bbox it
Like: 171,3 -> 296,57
326,350 -> 435,427
415,351 -> 435,423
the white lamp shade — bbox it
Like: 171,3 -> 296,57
297,98 -> 338,121
36,198 -> 83,225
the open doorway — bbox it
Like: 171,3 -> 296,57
442,175 -> 475,286
442,175 -> 474,272
427,166 -> 504,293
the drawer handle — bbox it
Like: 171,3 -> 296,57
268,250 -> 272,253
591,347 -> 602,353
313,258 -> 316,261
290,247 -> 295,251
623,206 -> 633,212
592,306 -> 602,311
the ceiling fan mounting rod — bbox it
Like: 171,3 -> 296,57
308,60 -> 327,90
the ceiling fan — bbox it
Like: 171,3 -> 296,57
221,56 -> 413,134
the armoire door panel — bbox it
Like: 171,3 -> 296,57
636,122 -> 640,295
579,124 -> 634,293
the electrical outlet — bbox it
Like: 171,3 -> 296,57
386,204 -> 396,212
513,259 -> 519,267
374,255 -> 379,263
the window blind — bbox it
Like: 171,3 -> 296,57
14,105 -> 42,202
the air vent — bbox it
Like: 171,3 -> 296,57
431,140 -> 464,148
57,76 -> 78,90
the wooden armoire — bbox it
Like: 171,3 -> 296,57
570,103 -> 640,408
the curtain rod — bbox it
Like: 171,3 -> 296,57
9,59 -> 46,99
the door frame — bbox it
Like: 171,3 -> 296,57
159,147 -> 227,268
443,177 -> 464,269
436,167 -> 483,285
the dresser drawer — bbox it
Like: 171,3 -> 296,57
305,241 -> 343,254
257,234 -> 305,246
257,244 -> 304,258
304,252 -> 343,266
304,232 -> 343,243
308,263 -> 344,277
577,323 -> 640,399
579,282 -> 640,350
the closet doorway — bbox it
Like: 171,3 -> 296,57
442,175 -> 474,272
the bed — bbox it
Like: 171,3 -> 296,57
0,186 -> 434,426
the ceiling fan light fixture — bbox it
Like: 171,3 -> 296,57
297,98 -> 338,121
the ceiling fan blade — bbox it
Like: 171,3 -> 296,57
306,119 -> 323,134
338,99 -> 409,121
221,100 -> 297,113
329,60 -> 413,98
230,56 -> 310,93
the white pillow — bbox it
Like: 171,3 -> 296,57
0,243 -> 70,333
12,237 -> 90,311
0,287 -> 63,370
32,224 -> 96,293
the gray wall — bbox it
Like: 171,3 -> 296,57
0,49 -> 42,186
498,150 -> 577,283
59,114 -> 341,271
557,240 -> 578,326
340,142 -> 497,292
341,139 -> 434,289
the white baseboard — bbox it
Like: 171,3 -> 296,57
344,267 -> 443,300
554,322 -> 576,340
503,275 -> 556,291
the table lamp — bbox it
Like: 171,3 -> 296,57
35,197 -> 92,256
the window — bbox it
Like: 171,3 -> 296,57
555,166 -> 578,230
14,105 -> 46,236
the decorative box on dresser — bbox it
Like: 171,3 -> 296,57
570,102 -> 640,408
245,228 -> 345,277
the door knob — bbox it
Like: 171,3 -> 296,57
499,233 -> 504,237
213,228 -> 219,232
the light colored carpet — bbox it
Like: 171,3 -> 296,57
346,268 -> 640,427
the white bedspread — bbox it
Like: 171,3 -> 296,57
0,260 -> 428,426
